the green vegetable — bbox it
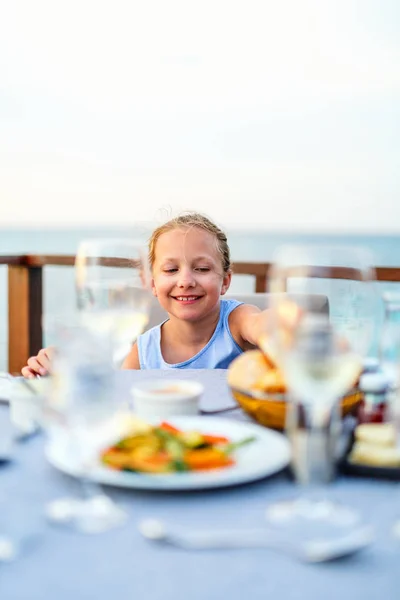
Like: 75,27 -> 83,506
220,436 -> 257,455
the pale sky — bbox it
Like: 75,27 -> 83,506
0,0 -> 399,231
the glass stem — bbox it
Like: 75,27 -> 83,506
69,427 -> 104,501
287,396 -> 340,490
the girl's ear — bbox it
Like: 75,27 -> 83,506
151,278 -> 158,297
220,272 -> 232,296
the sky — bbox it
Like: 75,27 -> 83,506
0,0 -> 399,232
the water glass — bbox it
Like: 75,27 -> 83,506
0,406 -> 18,562
44,320 -> 127,534
264,244 -> 377,539
75,238 -> 152,367
379,292 -> 400,388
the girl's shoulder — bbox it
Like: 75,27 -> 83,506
227,300 -> 261,350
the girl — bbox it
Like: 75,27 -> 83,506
22,212 -> 275,377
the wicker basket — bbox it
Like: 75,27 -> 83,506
229,387 -> 363,431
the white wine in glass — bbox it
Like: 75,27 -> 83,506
75,239 -> 152,367
264,244 -> 377,543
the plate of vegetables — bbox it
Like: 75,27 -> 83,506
45,416 -> 291,490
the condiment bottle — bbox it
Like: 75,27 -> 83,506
358,372 -> 390,424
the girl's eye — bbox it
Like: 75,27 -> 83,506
195,267 -> 210,272
164,268 -> 178,273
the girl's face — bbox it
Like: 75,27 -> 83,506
151,227 -> 231,322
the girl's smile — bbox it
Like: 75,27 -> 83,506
173,295 -> 203,303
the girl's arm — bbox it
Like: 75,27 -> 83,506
121,342 -> 141,370
229,301 -> 301,358
229,304 -> 267,348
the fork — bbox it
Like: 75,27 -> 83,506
138,518 -> 374,563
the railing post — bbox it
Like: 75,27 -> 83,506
8,264 -> 43,374
255,273 -> 267,293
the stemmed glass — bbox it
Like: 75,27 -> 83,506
378,292 -> 400,538
379,292 -> 400,388
263,244 -> 377,541
75,239 -> 152,367
44,320 -> 128,534
0,404 -> 18,562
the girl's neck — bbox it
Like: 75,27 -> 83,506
165,305 -> 220,343
160,304 -> 221,364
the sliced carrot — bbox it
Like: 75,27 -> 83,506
101,449 -> 130,470
159,421 -> 182,435
184,448 -> 234,471
202,434 -> 230,445
126,452 -> 172,474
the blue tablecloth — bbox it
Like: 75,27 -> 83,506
1,370 -> 399,600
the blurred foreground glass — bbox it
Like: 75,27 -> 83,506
0,405 -> 18,562
379,292 -> 400,388
379,293 -> 400,539
265,245 -> 377,537
75,239 -> 152,367
44,321 -> 127,533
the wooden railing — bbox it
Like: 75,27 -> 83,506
2,254 -> 400,374
0,255 -> 271,373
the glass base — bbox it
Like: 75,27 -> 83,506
0,535 -> 18,563
393,520 -> 400,539
264,497 -> 373,560
266,498 -> 360,528
46,494 -> 127,534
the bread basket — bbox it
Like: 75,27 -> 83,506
227,350 -> 363,431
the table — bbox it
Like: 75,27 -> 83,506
1,370 -> 399,600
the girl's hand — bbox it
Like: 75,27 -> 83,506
21,347 -> 54,378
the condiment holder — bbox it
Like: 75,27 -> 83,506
130,379 -> 203,419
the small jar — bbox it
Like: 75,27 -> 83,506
358,372 -> 390,424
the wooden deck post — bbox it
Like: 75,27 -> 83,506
8,264 -> 43,374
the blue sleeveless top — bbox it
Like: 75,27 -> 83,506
137,299 -> 244,369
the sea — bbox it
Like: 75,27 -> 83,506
1,226 -> 400,372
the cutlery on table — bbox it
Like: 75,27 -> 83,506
138,518 -> 374,563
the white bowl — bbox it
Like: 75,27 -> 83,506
130,379 -> 203,419
9,377 -> 49,434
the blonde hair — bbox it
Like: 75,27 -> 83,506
149,212 -> 231,274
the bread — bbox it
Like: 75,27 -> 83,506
256,334 -> 278,369
349,441 -> 400,468
227,350 -> 272,391
355,423 -> 397,447
227,349 -> 286,395
349,422 -> 399,468
253,368 -> 286,394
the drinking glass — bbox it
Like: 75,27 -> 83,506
379,292 -> 400,538
75,239 -> 152,367
44,320 -> 127,534
264,244 -> 377,537
0,405 -> 17,562
379,292 -> 400,388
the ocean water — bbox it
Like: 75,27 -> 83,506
1,226 -> 400,372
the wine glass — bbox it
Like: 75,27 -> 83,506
378,292 -> 400,539
0,404 -> 18,562
263,244 -> 377,540
44,319 -> 128,534
379,291 -> 400,388
75,239 -> 152,367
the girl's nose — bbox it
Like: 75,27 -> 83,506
177,268 -> 196,288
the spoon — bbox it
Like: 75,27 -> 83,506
138,518 -> 374,563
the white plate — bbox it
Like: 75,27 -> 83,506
45,416 -> 291,491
